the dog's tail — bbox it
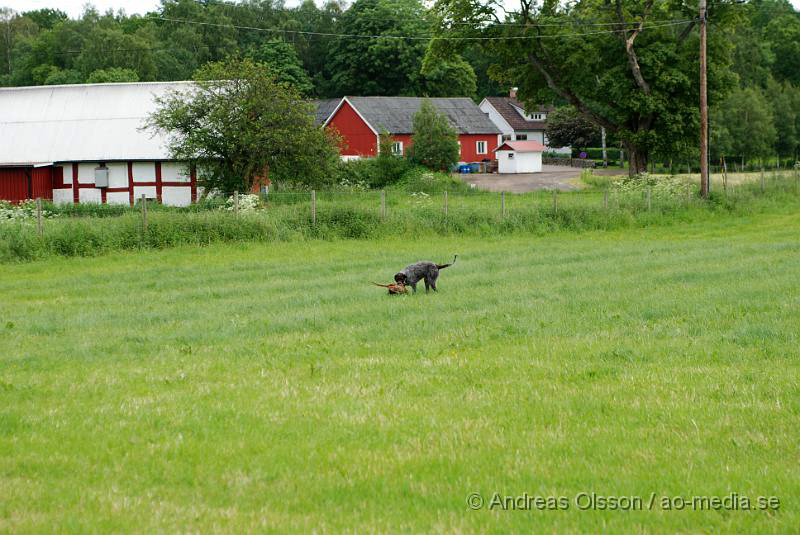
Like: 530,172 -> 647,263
437,254 -> 458,270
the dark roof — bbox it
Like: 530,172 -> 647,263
484,96 -> 552,131
344,96 -> 500,135
313,98 -> 341,126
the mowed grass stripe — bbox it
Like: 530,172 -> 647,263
0,212 -> 798,533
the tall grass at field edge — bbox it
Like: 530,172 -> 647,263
1,178 -> 798,263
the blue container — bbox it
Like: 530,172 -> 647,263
458,164 -> 472,174
469,162 -> 480,173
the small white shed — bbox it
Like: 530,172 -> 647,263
495,140 -> 546,173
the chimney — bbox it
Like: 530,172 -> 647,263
509,87 -> 518,99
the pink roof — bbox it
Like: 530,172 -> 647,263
495,140 -> 546,153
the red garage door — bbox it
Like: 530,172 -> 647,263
0,167 -> 53,203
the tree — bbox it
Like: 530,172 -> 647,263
248,39 -> 314,95
147,58 -> 341,193
86,67 -> 140,83
408,99 -> 460,171
764,14 -> 800,86
43,67 -> 82,85
711,87 -> 776,164
420,54 -> 477,98
427,0 -> 740,175
0,8 -> 37,78
76,27 -> 156,81
544,107 -> 601,149
22,8 -> 68,30
766,79 -> 799,159
326,0 -> 430,96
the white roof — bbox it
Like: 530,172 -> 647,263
0,81 -> 195,166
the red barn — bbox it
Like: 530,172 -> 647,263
0,82 -> 199,206
316,97 -> 501,163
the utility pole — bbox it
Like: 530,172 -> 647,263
699,0 -> 709,198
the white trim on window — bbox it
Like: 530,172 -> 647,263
391,141 -> 403,155
476,141 -> 487,155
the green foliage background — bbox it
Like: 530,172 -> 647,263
0,0 -> 798,164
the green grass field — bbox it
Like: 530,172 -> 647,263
1,210 -> 799,533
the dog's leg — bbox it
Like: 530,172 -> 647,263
411,282 -> 418,293
424,278 -> 431,293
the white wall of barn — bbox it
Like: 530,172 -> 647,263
49,161 -> 195,206
53,189 -> 72,204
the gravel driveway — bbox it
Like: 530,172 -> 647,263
459,165 -> 620,192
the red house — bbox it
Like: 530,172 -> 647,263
316,97 -> 501,163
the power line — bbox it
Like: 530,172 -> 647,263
39,15 -> 697,56
153,16 -> 696,41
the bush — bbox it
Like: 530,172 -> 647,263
330,157 -> 413,189
392,168 -> 474,194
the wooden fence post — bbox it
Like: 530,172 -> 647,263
36,198 -> 43,237
686,176 -> 691,205
444,190 -> 448,217
311,190 -> 316,226
380,189 -> 386,220
761,167 -> 765,192
603,189 -> 609,210
141,194 -> 147,233
501,191 -> 506,218
647,187 -> 652,211
234,190 -> 239,215
552,189 -> 558,213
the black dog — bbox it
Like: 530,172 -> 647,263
394,255 -> 457,293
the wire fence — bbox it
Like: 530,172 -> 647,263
7,169 -> 800,237
244,170 -> 800,226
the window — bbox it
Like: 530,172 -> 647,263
502,134 -> 512,141
391,141 -> 403,155
515,134 -> 527,141
508,153 -> 514,159
476,141 -> 487,154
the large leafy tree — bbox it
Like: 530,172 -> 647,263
544,107 -> 601,149
147,59 -> 341,193
326,0 -> 430,95
325,0 -> 476,97
248,38 -> 314,95
408,99 -> 461,171
427,0 -> 739,175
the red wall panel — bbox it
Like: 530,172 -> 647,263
327,101 -> 378,157
458,134 -> 498,162
0,168 -> 30,203
387,134 -> 498,162
32,167 -> 54,200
